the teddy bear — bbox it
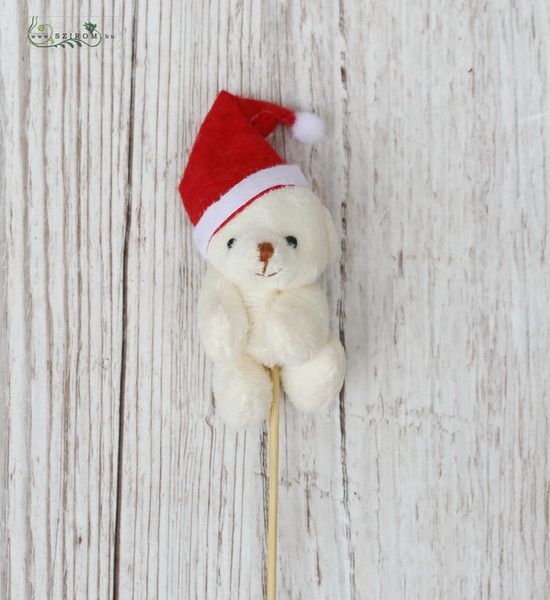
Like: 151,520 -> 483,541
179,91 -> 345,428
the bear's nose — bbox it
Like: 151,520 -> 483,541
258,242 -> 274,264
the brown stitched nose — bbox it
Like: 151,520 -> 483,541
258,242 -> 274,264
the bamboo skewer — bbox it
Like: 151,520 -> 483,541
267,366 -> 281,600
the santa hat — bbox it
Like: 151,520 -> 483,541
179,90 -> 324,256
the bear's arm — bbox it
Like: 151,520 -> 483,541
197,268 -> 249,361
265,284 -> 330,365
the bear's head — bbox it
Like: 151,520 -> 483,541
207,187 -> 338,291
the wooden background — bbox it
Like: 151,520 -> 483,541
1,1 -> 549,598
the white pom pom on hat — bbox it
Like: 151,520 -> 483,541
292,111 -> 325,144
179,91 -> 325,257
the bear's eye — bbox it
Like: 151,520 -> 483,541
285,236 -> 298,248
227,238 -> 236,249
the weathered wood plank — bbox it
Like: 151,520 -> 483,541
1,6 -> 134,599
114,2 -> 268,597
338,1 -> 550,598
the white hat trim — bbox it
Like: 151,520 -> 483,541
193,164 -> 307,257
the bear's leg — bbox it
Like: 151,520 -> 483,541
212,354 -> 272,429
282,336 -> 345,412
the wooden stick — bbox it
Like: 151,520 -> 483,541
267,366 -> 281,600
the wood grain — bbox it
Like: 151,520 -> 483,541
1,0 -> 549,599
0,5 -> 134,600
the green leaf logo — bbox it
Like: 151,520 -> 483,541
83,22 -> 97,34
27,17 -> 103,49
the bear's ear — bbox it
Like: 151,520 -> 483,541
321,204 -> 339,262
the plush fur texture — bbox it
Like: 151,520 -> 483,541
198,186 -> 346,429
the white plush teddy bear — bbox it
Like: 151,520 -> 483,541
179,91 -> 345,428
199,186 -> 345,428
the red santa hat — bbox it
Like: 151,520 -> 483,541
179,90 -> 324,256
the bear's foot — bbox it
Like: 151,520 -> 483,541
282,336 -> 345,412
213,355 -> 272,429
